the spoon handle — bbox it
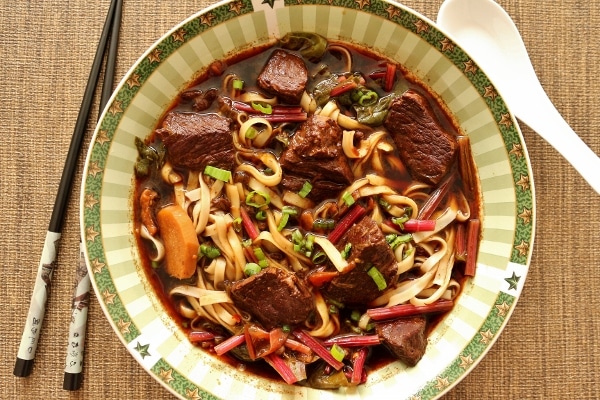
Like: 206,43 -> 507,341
515,85 -> 600,194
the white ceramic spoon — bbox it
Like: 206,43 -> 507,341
437,0 -> 600,194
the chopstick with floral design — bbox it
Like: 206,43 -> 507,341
13,0 -> 121,381
62,0 -> 123,391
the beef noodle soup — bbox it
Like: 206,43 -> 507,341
133,33 -> 481,389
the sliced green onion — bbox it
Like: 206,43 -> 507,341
304,233 -> 315,252
232,217 -> 242,232
292,229 -> 303,244
298,181 -> 312,198
251,102 -> 273,114
242,239 -> 253,247
312,250 -> 327,264
378,197 -> 391,210
282,324 -> 291,333
245,126 -> 258,139
403,247 -> 415,260
340,243 -> 352,259
255,210 -> 267,220
277,206 -> 297,231
386,233 -> 412,250
200,244 -> 221,259
246,190 -> 270,208
367,266 -> 387,291
350,309 -> 361,322
282,206 -> 298,216
204,165 -> 232,182
329,304 -> 338,314
253,247 -> 269,268
341,191 -> 355,206
330,344 -> 345,362
313,218 -> 335,230
391,215 -> 410,229
277,213 -> 290,231
232,79 -> 244,90
244,262 -> 262,276
328,298 -> 345,309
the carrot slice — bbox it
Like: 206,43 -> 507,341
156,205 -> 200,279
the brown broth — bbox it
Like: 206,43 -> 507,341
134,38 -> 480,384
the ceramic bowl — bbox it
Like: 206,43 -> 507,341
81,0 -> 535,398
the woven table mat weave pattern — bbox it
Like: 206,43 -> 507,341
1,1 -> 599,398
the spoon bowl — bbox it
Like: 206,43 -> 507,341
437,0 -> 600,193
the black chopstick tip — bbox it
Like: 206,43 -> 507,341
13,357 -> 34,377
63,372 -> 83,391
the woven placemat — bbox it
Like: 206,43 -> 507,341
2,1 -> 599,399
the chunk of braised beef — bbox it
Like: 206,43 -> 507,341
280,174 -> 348,204
156,112 -> 235,171
257,49 -> 308,104
383,90 -> 457,185
180,88 -> 219,112
323,216 -> 398,305
210,195 -> 231,212
279,114 -> 353,203
375,316 -> 427,366
227,267 -> 314,330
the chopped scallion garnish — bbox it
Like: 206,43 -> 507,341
313,218 -> 335,230
246,190 -> 270,208
232,217 -> 242,232
253,247 -> 269,268
341,191 -> 355,206
200,244 -> 221,259
386,233 -> 412,250
340,243 -> 352,259
330,344 -> 345,362
245,126 -> 258,139
251,102 -> 273,114
244,262 -> 262,276
232,79 -> 244,90
298,181 -> 312,198
277,206 -> 297,231
204,165 -> 232,182
282,206 -> 298,216
292,229 -> 303,244
328,298 -> 344,309
367,266 -> 387,291
378,197 -> 391,210
304,234 -> 315,251
312,250 -> 327,264
391,215 -> 410,229
277,213 -> 290,231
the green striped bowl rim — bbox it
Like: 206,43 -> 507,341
81,1 -> 535,398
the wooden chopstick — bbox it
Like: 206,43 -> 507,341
14,0 -> 121,381
62,0 -> 123,391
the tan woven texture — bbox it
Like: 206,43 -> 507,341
2,0 -> 599,398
